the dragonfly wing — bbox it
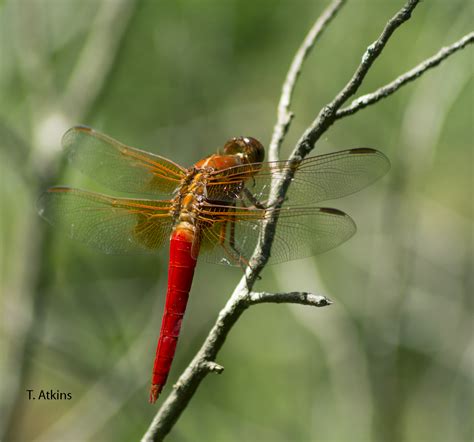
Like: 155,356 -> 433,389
63,126 -> 187,196
284,148 -> 390,205
205,148 -> 390,205
38,187 -> 174,254
197,206 -> 356,266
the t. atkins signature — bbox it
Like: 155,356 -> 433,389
26,389 -> 72,400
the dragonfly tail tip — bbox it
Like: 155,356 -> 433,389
149,384 -> 163,404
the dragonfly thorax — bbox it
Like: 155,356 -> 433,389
172,169 -> 212,230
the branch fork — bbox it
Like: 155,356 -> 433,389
142,1 -> 473,439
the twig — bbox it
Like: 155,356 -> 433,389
258,0 -> 422,305
248,291 -> 332,307
290,0 -> 420,162
142,1 -> 473,440
260,0 -> 422,268
336,32 -> 474,119
268,0 -> 346,162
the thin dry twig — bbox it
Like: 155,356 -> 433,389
255,0 -> 422,304
268,0 -> 346,162
336,32 -> 474,119
290,0 -> 420,162
142,0 -> 473,440
249,291 -> 332,307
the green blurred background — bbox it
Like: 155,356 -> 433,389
1,1 -> 472,441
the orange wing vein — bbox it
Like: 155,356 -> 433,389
196,204 -> 356,266
38,187 -> 174,254
205,148 -> 390,206
63,126 -> 187,196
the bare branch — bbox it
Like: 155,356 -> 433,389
291,0 -> 420,161
249,291 -> 332,307
141,1 -> 473,440
268,0 -> 346,162
336,32 -> 474,119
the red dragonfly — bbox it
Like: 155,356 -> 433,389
38,126 -> 390,403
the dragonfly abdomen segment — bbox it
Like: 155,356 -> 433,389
150,228 -> 198,403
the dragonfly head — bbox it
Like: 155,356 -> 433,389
222,136 -> 265,164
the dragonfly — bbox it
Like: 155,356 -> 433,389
38,126 -> 390,403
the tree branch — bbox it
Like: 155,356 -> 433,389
290,0 -> 420,162
254,0 -> 422,319
141,0 -> 473,439
335,32 -> 474,119
143,2 -> 421,440
268,0 -> 346,162
248,291 -> 332,307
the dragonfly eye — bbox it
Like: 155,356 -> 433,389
222,136 -> 265,163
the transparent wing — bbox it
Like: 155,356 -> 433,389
63,126 -> 187,196
38,187 -> 174,254
197,205 -> 356,266
205,148 -> 390,205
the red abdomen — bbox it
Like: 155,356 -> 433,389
149,228 -> 197,403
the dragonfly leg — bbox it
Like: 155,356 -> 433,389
217,208 -> 249,270
241,187 -> 286,209
228,213 -> 249,270
241,188 -> 267,209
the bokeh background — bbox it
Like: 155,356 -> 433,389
1,1 -> 472,441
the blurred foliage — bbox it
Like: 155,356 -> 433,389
0,0 -> 472,441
